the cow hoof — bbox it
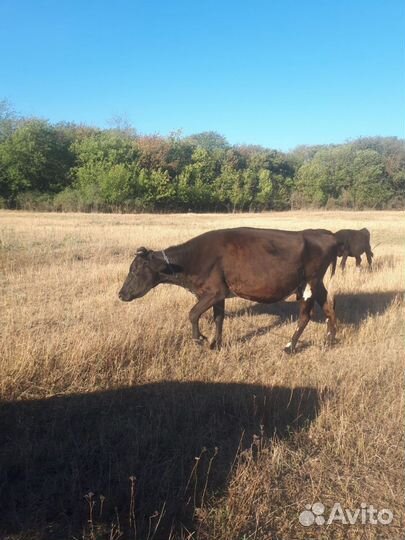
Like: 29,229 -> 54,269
193,335 -> 208,346
209,339 -> 222,351
283,342 -> 295,354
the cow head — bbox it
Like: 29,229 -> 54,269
119,247 -> 168,301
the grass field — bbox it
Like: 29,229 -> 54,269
0,210 -> 404,540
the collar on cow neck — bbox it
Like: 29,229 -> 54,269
158,247 -> 190,288
161,249 -> 175,275
161,249 -> 170,265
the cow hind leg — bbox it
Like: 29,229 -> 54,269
284,295 -> 315,354
340,253 -> 348,271
316,282 -> 337,346
365,248 -> 373,269
210,299 -> 225,350
296,283 -> 304,301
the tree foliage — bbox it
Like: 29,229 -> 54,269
294,145 -> 395,209
0,119 -> 75,202
0,105 -> 403,211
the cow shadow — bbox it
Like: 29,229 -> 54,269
227,290 -> 402,339
228,300 -> 302,345
335,290 -> 403,325
228,300 -> 299,325
0,382 -> 322,540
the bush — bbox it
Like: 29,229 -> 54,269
14,191 -> 54,211
338,189 -> 354,208
325,197 -> 339,210
385,195 -> 405,209
53,188 -> 82,212
290,190 -> 322,210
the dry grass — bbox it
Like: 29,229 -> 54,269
0,210 -> 404,540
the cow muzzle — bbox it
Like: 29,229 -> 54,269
118,290 -> 133,302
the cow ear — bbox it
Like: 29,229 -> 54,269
147,251 -> 167,271
136,247 -> 149,257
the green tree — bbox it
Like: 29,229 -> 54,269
138,168 -> 176,207
0,105 -> 403,212
294,146 -> 355,206
185,131 -> 229,152
0,119 -> 74,203
255,169 -> 273,207
177,147 -> 224,209
0,99 -> 19,142
71,130 -> 138,207
214,165 -> 242,211
351,149 -> 392,208
248,149 -> 294,209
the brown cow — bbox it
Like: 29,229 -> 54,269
119,228 -> 338,353
334,228 -> 373,270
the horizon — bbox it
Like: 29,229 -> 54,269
4,103 -> 404,154
1,0 -> 404,151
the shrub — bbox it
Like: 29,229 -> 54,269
14,191 -> 54,211
53,188 -> 82,212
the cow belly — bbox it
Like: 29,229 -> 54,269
230,289 -> 286,303
227,275 -> 299,304
222,247 -> 303,303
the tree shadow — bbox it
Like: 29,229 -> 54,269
0,382 -> 323,539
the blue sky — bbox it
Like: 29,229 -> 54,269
1,0 -> 404,150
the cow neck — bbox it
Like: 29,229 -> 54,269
160,244 -> 195,292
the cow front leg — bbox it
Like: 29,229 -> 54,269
189,294 -> 224,346
210,300 -> 225,350
284,295 -> 315,354
355,255 -> 362,271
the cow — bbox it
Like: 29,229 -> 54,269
334,228 -> 373,270
119,227 -> 339,353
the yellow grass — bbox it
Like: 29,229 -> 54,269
0,210 -> 404,539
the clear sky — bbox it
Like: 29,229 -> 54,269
1,0 -> 404,150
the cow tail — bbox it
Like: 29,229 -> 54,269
371,241 -> 383,257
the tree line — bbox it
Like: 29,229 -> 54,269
1,100 -> 404,212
